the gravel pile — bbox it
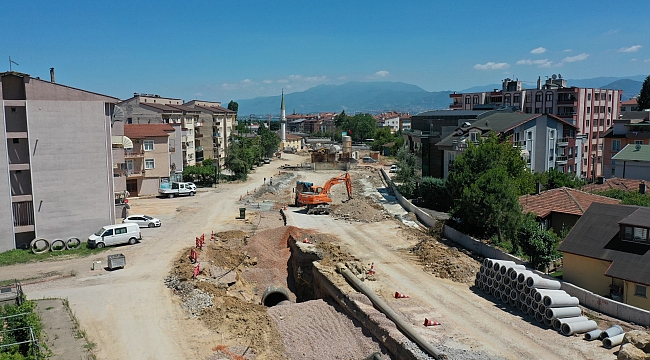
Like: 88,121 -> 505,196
410,237 -> 481,284
181,288 -> 214,317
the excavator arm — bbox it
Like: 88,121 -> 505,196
321,173 -> 352,199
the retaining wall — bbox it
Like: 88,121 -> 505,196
379,168 -> 650,326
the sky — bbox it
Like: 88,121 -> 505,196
2,0 -> 650,103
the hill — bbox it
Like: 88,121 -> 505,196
600,79 -> 642,100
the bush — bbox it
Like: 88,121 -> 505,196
517,216 -> 561,270
417,177 -> 451,211
595,189 -> 650,207
1,300 -> 43,359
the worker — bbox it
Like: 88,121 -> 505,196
264,177 -> 266,185
270,177 -> 273,186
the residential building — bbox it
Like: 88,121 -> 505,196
122,124 -> 175,196
118,94 -> 200,171
183,100 -> 235,165
519,187 -> 620,235
403,109 -> 497,177
558,203 -> 650,310
0,71 -> 120,251
449,76 -> 623,178
620,98 -> 638,114
436,113 -> 579,178
611,144 -> 650,181
602,112 -> 650,177
581,177 -> 650,194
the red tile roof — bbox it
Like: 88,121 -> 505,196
124,124 -> 175,139
519,187 -> 621,218
581,178 -> 650,193
621,98 -> 638,105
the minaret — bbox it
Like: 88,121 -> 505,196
280,90 -> 286,143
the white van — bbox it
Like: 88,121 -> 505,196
88,223 -> 142,248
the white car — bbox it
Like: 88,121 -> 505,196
389,165 -> 398,173
123,214 -> 161,228
186,182 -> 197,191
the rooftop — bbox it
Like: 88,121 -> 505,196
520,187 -> 621,218
124,124 -> 175,139
582,178 -> 650,193
612,144 -> 650,162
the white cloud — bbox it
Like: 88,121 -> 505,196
516,59 -> 553,68
562,53 -> 589,62
605,29 -> 620,35
563,49 -> 572,52
277,79 -> 289,84
530,47 -> 547,54
338,76 -> 347,81
375,70 -> 390,77
619,45 -> 642,53
644,58 -> 650,63
263,80 -> 272,84
304,76 -> 327,82
473,62 -> 510,70
631,58 -> 638,62
242,79 -> 252,84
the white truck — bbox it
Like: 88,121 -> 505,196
158,182 -> 196,198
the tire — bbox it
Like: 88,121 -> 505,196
96,242 -> 105,249
148,223 -> 155,228
128,237 -> 137,245
168,193 -> 174,198
190,192 -> 195,196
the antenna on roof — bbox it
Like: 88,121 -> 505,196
9,56 -> 19,71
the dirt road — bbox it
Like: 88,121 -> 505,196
0,154 -> 303,360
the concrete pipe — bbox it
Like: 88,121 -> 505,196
336,264 -> 445,360
479,265 -> 486,275
600,325 -> 624,340
543,295 -> 579,308
474,279 -> 480,289
517,283 -> 525,292
552,316 -> 588,331
493,260 -> 516,272
516,300 -> 523,311
30,238 -> 50,254
526,296 -> 534,306
504,264 -> 526,276
527,307 -> 536,318
510,289 -> 518,300
50,239 -> 66,251
503,276 -> 510,287
603,333 -> 625,349
543,316 -> 553,327
486,277 -> 494,288
521,303 -> 529,314
546,306 -> 582,320
562,320 -> 598,336
519,292 -> 526,302
527,276 -> 561,290
500,293 -> 509,303
261,286 -> 292,307
498,283 -> 506,292
508,297 -> 517,307
584,329 -> 603,341
538,303 -> 547,314
523,285 -> 531,295
517,270 -> 534,284
495,272 -> 503,283
535,311 -> 544,323
483,258 -> 492,268
534,289 -> 569,303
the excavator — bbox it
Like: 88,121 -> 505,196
296,173 -> 352,215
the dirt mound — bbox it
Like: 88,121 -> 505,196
215,230 -> 249,242
330,197 -> 388,223
316,241 -> 357,267
406,228 -> 481,284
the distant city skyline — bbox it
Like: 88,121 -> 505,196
2,0 -> 649,102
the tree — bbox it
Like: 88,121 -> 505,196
394,147 -> 420,198
371,128 -> 404,155
335,111 -> 376,142
638,75 -> 650,111
257,123 -> 280,157
533,168 -> 586,191
517,216 -> 561,270
227,100 -> 239,114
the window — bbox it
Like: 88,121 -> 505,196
609,94 -> 612,101
465,97 -> 471,104
514,95 -> 520,103
12,138 -> 19,144
103,229 -> 114,236
127,117 -> 133,124
587,107 -> 591,114
546,93 -> 553,101
535,93 -> 542,102
622,226 -> 649,243
595,93 -> 600,101
635,140 -> 645,145
526,93 -> 531,103
115,227 -> 127,235
608,107 -> 611,114
143,140 -> 154,151
473,96 -> 479,104
469,131 -> 479,142
568,165 -> 572,173
525,107 -> 532,114
145,159 -> 155,169
545,107 -> 553,114
635,284 -> 647,298
612,140 -> 621,151
600,106 -> 605,113
586,120 -> 590,127
587,93 -> 592,101
612,160 -> 616,166
535,107 -> 541,114
611,168 -> 616,176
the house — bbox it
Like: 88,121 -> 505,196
558,203 -> 650,310
611,144 -> 650,181
519,187 -> 620,235
123,124 -> 175,196
118,94 -> 200,171
436,113 -> 579,178
450,76 -> 623,178
0,71 -> 120,251
602,112 -> 649,178
183,100 -> 235,165
581,177 -> 650,194
620,98 -> 638,114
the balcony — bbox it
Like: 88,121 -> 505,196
169,146 -> 175,153
126,169 -> 145,178
213,133 -> 221,138
557,112 -> 576,118
125,149 -> 144,158
556,156 -> 568,165
450,104 -> 462,109
452,141 -> 468,152
557,138 -> 569,146
195,133 -> 204,138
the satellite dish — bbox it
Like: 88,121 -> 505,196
552,74 -> 557,80
636,144 -> 642,150
112,105 -> 125,125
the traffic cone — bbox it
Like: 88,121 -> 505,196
303,237 -> 312,244
211,231 -> 215,241
423,318 -> 441,326
395,292 -> 410,299
368,263 -> 375,276
283,205 -> 287,210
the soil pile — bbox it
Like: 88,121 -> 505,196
330,197 -> 388,223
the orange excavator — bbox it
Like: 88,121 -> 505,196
297,173 -> 352,215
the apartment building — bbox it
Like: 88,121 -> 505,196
118,94 -> 199,171
436,113 -> 579,178
122,124 -> 175,196
183,100 -> 235,165
0,71 -> 120,251
449,76 -> 622,179
602,111 -> 650,178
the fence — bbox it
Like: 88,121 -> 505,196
379,168 -> 650,326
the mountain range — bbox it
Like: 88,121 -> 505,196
236,75 -> 646,116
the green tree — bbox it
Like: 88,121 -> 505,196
595,189 -> 650,207
638,75 -> 650,111
257,124 -> 280,157
334,110 -> 347,127
394,146 -> 420,197
227,100 -> 239,114
335,112 -> 376,142
517,216 -> 561,270
533,168 -> 586,191
417,177 -> 451,211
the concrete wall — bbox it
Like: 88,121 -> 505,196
562,253 -> 612,297
313,162 -> 349,171
139,178 -> 161,197
380,168 -> 650,326
28,100 -> 113,243
0,103 -> 16,252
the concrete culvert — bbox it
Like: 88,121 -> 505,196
66,237 -> 81,250
30,238 -> 50,254
50,239 -> 65,251
603,333 -> 625,348
261,285 -> 291,307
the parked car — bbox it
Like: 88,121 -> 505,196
186,182 -> 197,191
263,158 -> 271,164
88,223 -> 142,248
158,182 -> 196,198
389,165 -> 398,173
123,214 -> 161,228
362,156 -> 377,163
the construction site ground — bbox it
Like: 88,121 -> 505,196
0,152 -> 624,359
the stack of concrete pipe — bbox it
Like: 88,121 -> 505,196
475,258 -> 598,336
584,325 -> 626,348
